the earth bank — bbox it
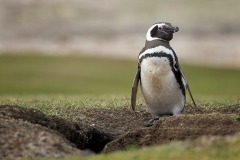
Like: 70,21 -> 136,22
0,104 -> 239,158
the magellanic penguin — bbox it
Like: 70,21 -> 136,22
131,22 -> 196,127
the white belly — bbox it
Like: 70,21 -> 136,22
140,57 -> 185,117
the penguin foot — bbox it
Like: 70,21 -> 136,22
144,116 -> 160,127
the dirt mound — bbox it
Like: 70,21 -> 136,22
64,104 -> 240,136
0,115 -> 81,159
77,106 -> 149,136
1,104 -> 240,158
104,105 -> 240,152
0,105 -> 114,158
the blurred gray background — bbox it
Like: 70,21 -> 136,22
1,0 -> 240,68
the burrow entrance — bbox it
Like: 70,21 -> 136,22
0,105 -> 114,157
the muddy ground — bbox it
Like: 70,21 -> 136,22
0,104 -> 240,158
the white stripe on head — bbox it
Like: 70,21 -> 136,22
146,23 -> 165,41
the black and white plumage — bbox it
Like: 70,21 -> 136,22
131,22 -> 196,126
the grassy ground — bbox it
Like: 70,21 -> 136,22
1,54 -> 239,112
54,134 -> 240,160
0,54 -> 136,95
1,54 -> 240,97
1,54 -> 240,159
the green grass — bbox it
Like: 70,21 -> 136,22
0,54 -> 240,98
1,54 -> 240,160
44,134 -> 240,160
0,54 -> 137,95
183,65 -> 240,97
0,95 -> 136,117
0,54 -> 239,111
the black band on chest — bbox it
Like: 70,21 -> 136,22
139,52 -> 186,96
139,52 -> 174,65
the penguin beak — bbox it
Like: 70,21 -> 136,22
163,25 -> 179,33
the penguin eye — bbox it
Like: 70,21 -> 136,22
158,27 -> 162,30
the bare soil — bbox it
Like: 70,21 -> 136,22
0,104 -> 240,158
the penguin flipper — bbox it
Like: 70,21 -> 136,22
185,81 -> 197,107
131,68 -> 140,111
178,64 -> 197,107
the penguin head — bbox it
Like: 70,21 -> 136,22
146,22 -> 179,42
